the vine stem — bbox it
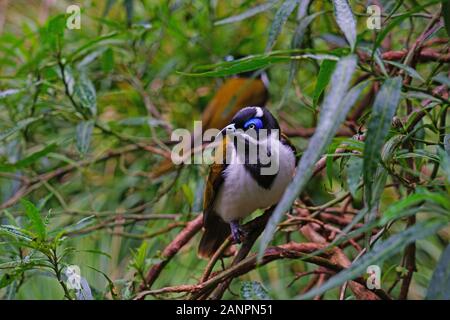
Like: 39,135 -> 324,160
48,248 -> 72,300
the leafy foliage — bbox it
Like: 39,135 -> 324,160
0,0 -> 448,300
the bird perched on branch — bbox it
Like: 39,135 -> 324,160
198,106 -> 297,258
149,65 -> 269,179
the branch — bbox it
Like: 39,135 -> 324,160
138,214 -> 203,293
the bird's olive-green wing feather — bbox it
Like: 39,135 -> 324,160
199,138 -> 230,258
203,137 -> 228,219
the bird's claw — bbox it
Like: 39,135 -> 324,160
230,221 -> 246,244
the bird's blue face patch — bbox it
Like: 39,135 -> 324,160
243,118 -> 263,130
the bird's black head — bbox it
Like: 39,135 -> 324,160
230,106 -> 279,133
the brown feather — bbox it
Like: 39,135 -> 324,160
150,78 -> 268,179
198,138 -> 230,258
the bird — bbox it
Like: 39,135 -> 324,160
149,65 -> 269,179
198,106 -> 298,258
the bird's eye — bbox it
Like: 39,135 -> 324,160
244,118 -> 263,130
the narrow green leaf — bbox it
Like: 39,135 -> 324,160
0,274 -> 16,289
281,10 -> 324,107
101,48 -> 114,72
384,60 -> 425,82
181,53 -> 337,78
442,0 -> 450,37
20,199 -> 47,241
346,157 -> 363,197
427,244 -> 450,299
124,0 -> 134,26
432,73 -> 450,87
42,14 -> 66,51
102,0 -> 117,18
215,0 -> 279,26
182,184 -> 194,207
363,77 -> 402,206
313,60 -> 337,108
444,134 -> 450,156
259,55 -> 359,259
438,147 -> 450,185
381,191 -> 450,224
74,73 -> 97,116
0,225 -> 34,242
265,0 -> 299,52
373,0 -> 441,51
0,143 -> 57,172
298,220 -> 446,300
0,117 -> 42,142
332,0 -> 356,51
76,120 -> 94,155
0,89 -> 22,99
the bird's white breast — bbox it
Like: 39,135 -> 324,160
213,136 -> 296,223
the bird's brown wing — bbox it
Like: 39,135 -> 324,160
201,77 -> 268,131
198,138 -> 230,258
150,78 -> 268,180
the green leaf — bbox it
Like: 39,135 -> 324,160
20,199 -> 47,241
373,0 -> 441,51
0,117 -> 42,142
433,72 -> 450,87
77,249 -> 112,259
265,0 -> 299,52
74,72 -> 97,116
259,55 -> 359,259
381,190 -> 450,224
124,0 -> 134,26
332,0 -> 356,51
0,274 -> 16,289
42,14 -> 66,51
384,60 -> 425,82
0,143 -> 57,172
438,147 -> 450,185
76,120 -> 94,155
215,0 -> 279,26
102,0 -> 117,18
0,225 -> 34,242
132,242 -> 148,270
297,220 -> 446,300
313,60 -> 337,108
346,157 -> 363,197
363,77 -> 402,206
427,244 -> 450,299
86,265 -> 118,299
0,89 -> 22,99
281,10 -> 324,107
240,281 -> 271,300
442,0 -> 450,37
181,52 -> 337,78
67,32 -> 119,62
444,134 -> 450,156
182,184 -> 194,207
101,48 -> 114,73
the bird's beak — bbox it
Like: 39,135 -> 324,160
224,123 -> 236,134
216,123 -> 236,138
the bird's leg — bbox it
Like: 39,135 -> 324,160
230,220 -> 246,244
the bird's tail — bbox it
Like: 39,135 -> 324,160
198,214 -> 230,259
